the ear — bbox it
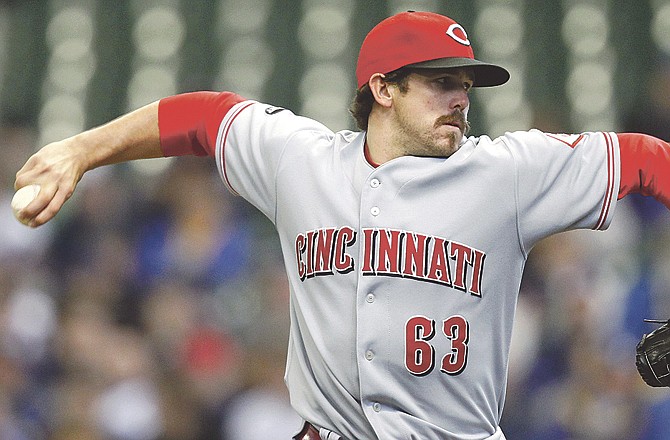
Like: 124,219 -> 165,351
368,73 -> 394,108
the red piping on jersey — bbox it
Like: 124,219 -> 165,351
618,132 -> 670,209
594,132 -> 615,230
364,140 -> 381,168
546,133 -> 585,148
218,101 -> 255,196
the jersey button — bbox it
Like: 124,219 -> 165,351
370,206 -> 380,216
370,178 -> 380,188
372,402 -> 381,412
365,350 -> 374,361
366,293 -> 375,303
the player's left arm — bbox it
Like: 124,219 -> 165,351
617,133 -> 670,209
617,134 -> 670,389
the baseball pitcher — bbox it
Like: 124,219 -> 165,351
13,11 -> 670,440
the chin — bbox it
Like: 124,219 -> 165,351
436,137 -> 462,157
415,144 -> 460,159
440,146 -> 461,158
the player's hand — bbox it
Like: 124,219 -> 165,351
14,137 -> 89,227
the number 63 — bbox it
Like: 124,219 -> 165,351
405,315 -> 469,376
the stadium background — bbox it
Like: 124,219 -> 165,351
1,0 -> 670,438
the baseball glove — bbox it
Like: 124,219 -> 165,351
636,319 -> 670,387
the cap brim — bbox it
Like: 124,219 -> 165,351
406,57 -> 510,87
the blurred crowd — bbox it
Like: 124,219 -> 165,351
1,150 -> 302,439
2,34 -> 670,440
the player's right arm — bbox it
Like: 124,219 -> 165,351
14,91 -> 245,227
14,100 -> 163,227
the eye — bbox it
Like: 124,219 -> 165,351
434,76 -> 455,88
434,76 -> 472,93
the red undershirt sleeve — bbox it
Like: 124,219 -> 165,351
157,91 -> 246,157
618,133 -> 670,209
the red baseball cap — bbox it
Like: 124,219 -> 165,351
356,11 -> 510,89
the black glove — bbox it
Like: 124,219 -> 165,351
636,319 -> 670,387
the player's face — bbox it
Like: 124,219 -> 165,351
389,68 -> 473,158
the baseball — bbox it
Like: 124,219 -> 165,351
11,184 -> 41,224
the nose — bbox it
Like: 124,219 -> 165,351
450,89 -> 469,111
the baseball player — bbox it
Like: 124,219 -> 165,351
13,11 -> 670,440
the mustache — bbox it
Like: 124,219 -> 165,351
434,111 -> 470,134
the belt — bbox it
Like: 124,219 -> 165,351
293,422 -> 321,440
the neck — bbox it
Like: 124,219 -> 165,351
365,117 -> 403,165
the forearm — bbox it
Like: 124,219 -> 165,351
76,100 -> 163,170
16,100 -> 162,190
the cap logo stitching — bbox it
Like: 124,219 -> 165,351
446,23 -> 470,46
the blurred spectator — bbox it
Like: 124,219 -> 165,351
220,265 -> 302,439
132,158 -> 254,293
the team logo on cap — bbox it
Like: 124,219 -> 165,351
446,23 -> 470,46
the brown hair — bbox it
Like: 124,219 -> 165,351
348,68 -> 412,131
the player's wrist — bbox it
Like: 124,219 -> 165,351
68,130 -> 104,174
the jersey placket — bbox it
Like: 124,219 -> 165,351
355,167 -> 399,432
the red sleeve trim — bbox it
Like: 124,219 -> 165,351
618,133 -> 670,209
158,91 -> 245,157
594,132 -> 616,230
218,101 -> 255,196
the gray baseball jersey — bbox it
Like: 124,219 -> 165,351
214,100 -> 620,439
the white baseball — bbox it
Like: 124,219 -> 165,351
11,184 -> 41,224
